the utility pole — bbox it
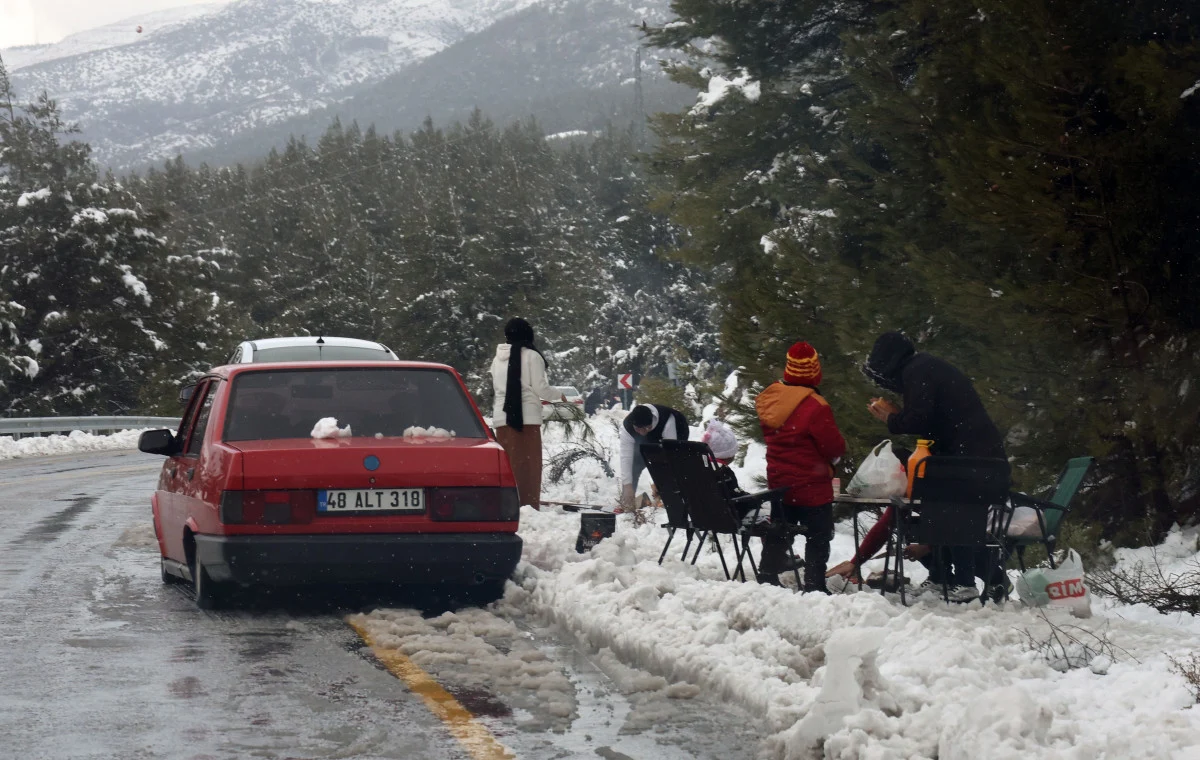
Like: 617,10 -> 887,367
633,46 -> 645,151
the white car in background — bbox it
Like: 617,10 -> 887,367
226,336 -> 399,364
542,385 -> 585,421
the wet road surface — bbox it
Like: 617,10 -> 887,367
0,450 -> 765,759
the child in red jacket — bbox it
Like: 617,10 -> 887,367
755,341 -> 846,592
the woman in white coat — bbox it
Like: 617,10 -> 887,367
490,317 -> 564,509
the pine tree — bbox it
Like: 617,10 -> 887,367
0,81 -> 237,414
646,0 -> 1200,540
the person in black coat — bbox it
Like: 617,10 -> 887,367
862,331 -> 1009,602
863,332 -> 1006,461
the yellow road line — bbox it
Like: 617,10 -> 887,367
348,620 -> 515,760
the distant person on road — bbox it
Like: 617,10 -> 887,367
755,341 -> 845,592
585,387 -> 607,416
489,317 -> 565,510
618,403 -> 690,510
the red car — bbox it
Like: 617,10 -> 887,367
139,361 -> 521,609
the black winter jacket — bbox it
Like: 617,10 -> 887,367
864,333 -> 1006,460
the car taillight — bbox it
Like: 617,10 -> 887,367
428,488 -> 520,521
219,490 -> 316,525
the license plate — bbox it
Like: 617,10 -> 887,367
318,489 -> 425,513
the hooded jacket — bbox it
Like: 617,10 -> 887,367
755,383 -> 846,507
489,344 -> 560,428
863,332 -> 1006,460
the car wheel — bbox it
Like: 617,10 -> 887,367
160,557 -> 180,585
192,558 -> 226,610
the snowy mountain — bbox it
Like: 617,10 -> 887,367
188,0 -> 691,167
6,0 -> 541,169
2,4 -> 225,71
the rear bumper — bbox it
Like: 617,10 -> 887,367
194,532 -> 522,586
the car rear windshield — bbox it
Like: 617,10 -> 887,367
223,368 -> 486,441
251,345 -> 393,362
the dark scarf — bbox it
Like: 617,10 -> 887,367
502,318 -> 545,431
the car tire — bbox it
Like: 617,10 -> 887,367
192,558 -> 226,610
161,557 -> 180,585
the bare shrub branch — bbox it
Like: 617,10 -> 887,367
1168,653 -> 1200,703
1087,553 -> 1200,615
1020,608 -> 1135,672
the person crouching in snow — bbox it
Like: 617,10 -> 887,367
755,341 -> 845,592
618,403 -> 690,511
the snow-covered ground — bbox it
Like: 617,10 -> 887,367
11,413 -> 1200,757
364,412 -> 1200,759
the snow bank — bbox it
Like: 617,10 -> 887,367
0,429 -> 145,461
1094,524 -> 1200,634
528,416 -> 1200,757
352,411 -> 1200,757
510,504 -> 1200,758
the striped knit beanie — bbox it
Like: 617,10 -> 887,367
783,341 -> 822,387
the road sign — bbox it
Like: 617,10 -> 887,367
619,373 -> 633,390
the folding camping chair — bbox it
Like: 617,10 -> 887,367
884,456 -> 1011,606
642,440 -> 798,583
642,441 -> 701,565
1006,456 -> 1094,570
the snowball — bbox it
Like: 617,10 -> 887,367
310,418 -> 351,439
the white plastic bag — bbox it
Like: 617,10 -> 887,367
1006,506 -> 1043,537
987,504 -> 1044,537
846,440 -> 908,499
1016,549 -> 1092,618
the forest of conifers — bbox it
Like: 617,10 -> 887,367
1,0 -> 1197,545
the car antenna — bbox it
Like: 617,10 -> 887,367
316,335 -> 325,344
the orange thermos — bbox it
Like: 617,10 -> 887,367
906,439 -> 934,498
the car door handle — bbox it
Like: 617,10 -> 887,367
186,468 -> 195,481
167,466 -> 177,478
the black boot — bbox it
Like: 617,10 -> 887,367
802,530 -> 831,594
758,535 -> 791,575
756,572 -> 783,586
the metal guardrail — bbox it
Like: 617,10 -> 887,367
0,416 -> 181,437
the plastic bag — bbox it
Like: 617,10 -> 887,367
1016,549 -> 1092,618
1006,506 -> 1043,537
987,504 -> 1044,537
846,440 -> 908,499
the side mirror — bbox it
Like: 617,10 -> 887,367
139,429 -> 179,456
178,384 -> 196,405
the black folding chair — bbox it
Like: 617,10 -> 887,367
884,456 -> 1011,606
641,441 -> 700,565
644,441 -> 796,583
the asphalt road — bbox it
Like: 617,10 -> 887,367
0,450 -> 765,760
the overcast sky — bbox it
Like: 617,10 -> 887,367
1,0 -> 231,48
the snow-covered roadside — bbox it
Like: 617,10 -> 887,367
442,414 -> 1200,757
0,429 -> 146,461
1093,525 -> 1200,635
